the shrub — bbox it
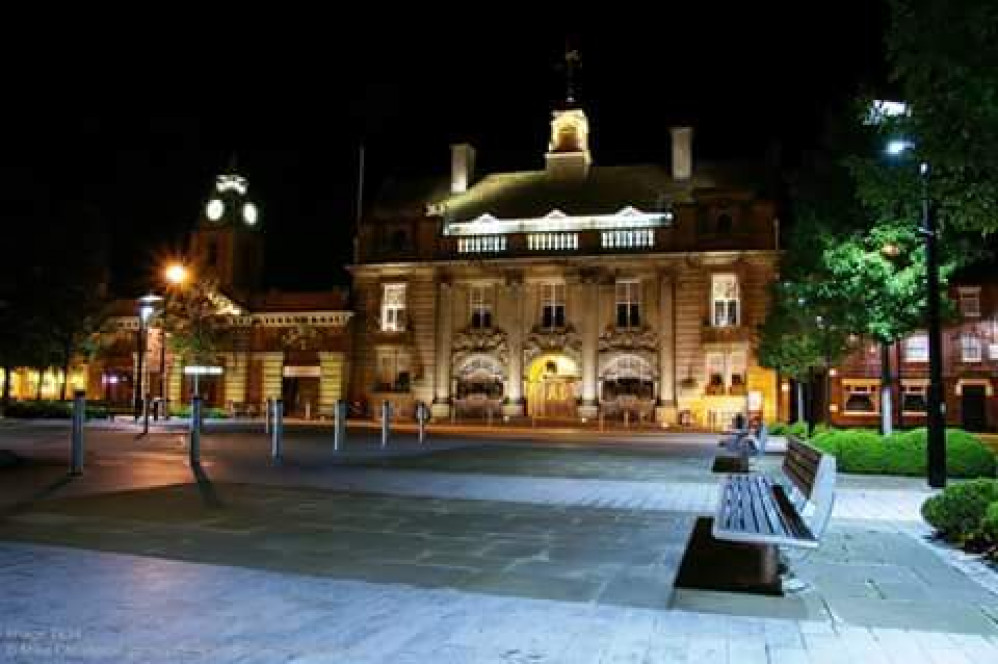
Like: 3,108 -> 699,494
812,428 -> 995,478
769,422 -> 789,436
981,501 -> 998,545
3,400 -> 73,419
812,422 -> 835,437
171,404 -> 230,419
921,479 -> 998,542
787,421 -> 809,439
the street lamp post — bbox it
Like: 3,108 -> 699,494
137,295 -> 163,434
162,263 -> 188,419
920,163 -> 947,488
887,138 -> 946,487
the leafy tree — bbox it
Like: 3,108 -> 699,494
886,0 -> 998,235
161,277 -> 235,396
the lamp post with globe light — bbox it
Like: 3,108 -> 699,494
885,139 -> 946,488
135,294 -> 163,432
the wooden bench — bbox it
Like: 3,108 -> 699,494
712,437 -> 836,550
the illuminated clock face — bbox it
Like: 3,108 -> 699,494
242,202 -> 259,225
206,199 -> 224,221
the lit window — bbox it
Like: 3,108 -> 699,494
902,383 -> 928,413
705,353 -> 726,395
540,283 -> 566,329
905,334 -> 928,362
376,348 -> 410,392
961,334 -> 983,362
711,274 -> 740,327
615,280 -> 641,329
843,382 -> 879,413
958,287 -> 981,318
470,285 -> 493,329
728,351 -> 747,394
381,283 -> 406,332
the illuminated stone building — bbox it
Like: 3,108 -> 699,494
351,102 -> 782,426
85,166 -> 352,416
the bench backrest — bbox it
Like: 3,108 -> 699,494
783,437 -> 837,538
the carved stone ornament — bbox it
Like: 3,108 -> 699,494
598,325 -> 658,353
523,324 -> 583,366
281,324 -> 321,351
452,327 -> 509,373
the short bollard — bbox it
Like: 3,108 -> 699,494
380,400 -> 390,448
416,402 -> 428,445
264,397 -> 272,434
70,390 -> 85,475
190,396 -> 202,465
271,398 -> 284,463
333,399 -> 347,452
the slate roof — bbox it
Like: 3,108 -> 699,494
368,161 -> 771,224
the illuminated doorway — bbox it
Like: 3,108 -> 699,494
526,354 -> 580,418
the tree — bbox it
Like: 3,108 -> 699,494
161,277 -> 235,397
887,0 -> 998,235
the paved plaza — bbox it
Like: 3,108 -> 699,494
0,419 -> 996,662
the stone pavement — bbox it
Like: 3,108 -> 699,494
0,424 -> 996,662
1,542 -> 996,663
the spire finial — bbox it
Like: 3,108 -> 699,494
562,41 -> 581,106
226,152 -> 239,173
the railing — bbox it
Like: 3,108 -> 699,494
527,232 -> 579,251
601,228 -> 655,249
457,235 -> 507,254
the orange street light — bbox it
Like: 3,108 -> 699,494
165,263 -> 188,286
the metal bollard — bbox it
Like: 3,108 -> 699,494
624,411 -> 630,429
305,401 -> 311,421
380,400 -> 390,448
190,396 -> 202,465
70,390 -> 85,475
271,398 -> 284,463
333,399 -> 347,452
417,402 -> 427,445
264,397 -> 272,434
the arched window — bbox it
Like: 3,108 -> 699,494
601,355 -> 654,400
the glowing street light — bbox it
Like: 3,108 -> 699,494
165,263 -> 188,286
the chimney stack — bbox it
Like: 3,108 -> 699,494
450,143 -> 476,194
670,127 -> 693,181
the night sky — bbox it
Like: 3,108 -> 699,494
4,5 -> 887,295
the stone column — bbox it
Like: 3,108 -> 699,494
432,281 -> 453,418
504,280 -> 525,416
656,271 -> 678,424
579,277 -> 599,419
318,351 -> 346,415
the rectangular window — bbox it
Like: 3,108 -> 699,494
728,351 -> 747,394
711,274 -> 740,327
540,283 -> 566,329
615,280 -> 641,329
381,283 -> 406,332
902,383 -> 928,413
705,353 -> 726,395
843,382 -> 879,414
470,285 -> 493,329
905,334 -> 928,362
958,287 -> 981,318
376,349 -> 410,392
961,334 -> 983,362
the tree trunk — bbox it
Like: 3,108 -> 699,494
60,344 -> 71,402
1,364 -> 11,412
880,342 -> 893,436
895,340 -> 904,431
796,380 -> 806,424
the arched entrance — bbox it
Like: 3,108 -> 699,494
526,354 -> 580,418
453,354 -> 505,419
600,354 -> 656,421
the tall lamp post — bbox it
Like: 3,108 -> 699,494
135,294 -> 163,428
886,139 -> 946,488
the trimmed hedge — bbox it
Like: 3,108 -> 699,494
921,479 -> 998,541
170,404 -> 230,419
1,400 -> 112,419
982,501 -> 998,544
809,428 -> 996,479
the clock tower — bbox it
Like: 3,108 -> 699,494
190,159 -> 264,295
